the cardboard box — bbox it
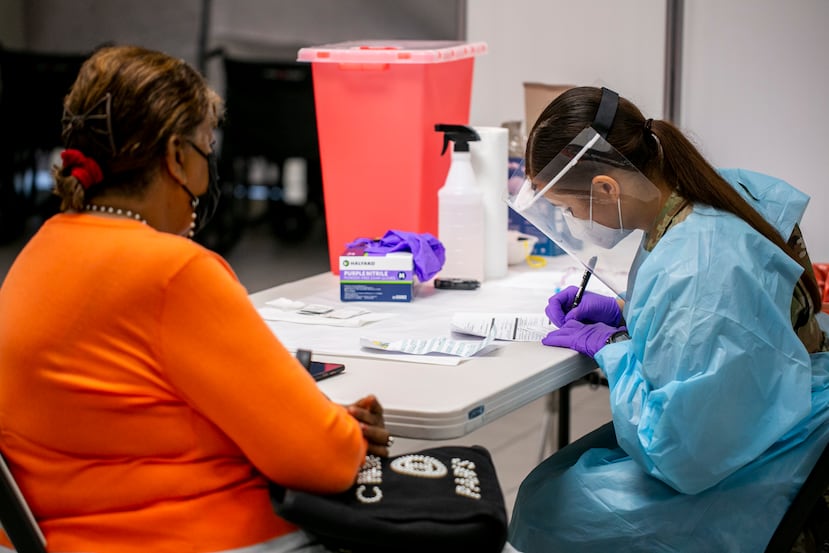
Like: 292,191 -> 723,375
523,82 -> 574,132
339,248 -> 416,302
510,82 -> 575,258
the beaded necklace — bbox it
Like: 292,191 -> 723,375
84,204 -> 148,225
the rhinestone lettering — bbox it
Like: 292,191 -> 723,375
452,458 -> 481,500
355,485 -> 383,504
356,455 -> 383,485
389,454 -> 448,478
355,455 -> 384,504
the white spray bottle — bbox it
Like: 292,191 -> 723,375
435,124 -> 485,283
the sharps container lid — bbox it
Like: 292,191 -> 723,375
297,40 -> 487,64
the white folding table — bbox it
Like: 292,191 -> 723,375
248,258 -> 601,440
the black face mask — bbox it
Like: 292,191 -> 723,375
184,140 -> 220,234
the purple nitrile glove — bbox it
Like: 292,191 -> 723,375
541,320 -> 625,358
545,286 -> 623,327
345,230 -> 446,282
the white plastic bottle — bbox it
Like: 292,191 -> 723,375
435,124 -> 486,282
471,126 -> 509,280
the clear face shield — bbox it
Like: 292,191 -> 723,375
506,126 -> 661,296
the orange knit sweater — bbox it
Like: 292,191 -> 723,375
0,214 -> 367,553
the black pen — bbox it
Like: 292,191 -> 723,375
571,256 -> 598,309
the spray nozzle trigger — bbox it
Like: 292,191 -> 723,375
441,134 -> 451,156
435,124 -> 480,155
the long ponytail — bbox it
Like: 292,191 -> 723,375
649,119 -> 821,310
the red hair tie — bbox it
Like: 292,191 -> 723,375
61,149 -> 103,189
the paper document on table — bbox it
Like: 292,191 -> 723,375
486,267 -> 618,296
360,323 -> 498,358
451,313 -> 556,342
258,297 -> 396,328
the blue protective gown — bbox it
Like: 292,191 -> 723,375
508,169 -> 829,552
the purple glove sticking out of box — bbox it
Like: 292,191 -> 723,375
345,230 -> 446,282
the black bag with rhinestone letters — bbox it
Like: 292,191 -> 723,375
270,445 -> 508,553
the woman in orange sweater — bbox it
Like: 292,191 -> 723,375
0,45 -> 388,553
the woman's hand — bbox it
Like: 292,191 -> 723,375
542,319 -> 625,358
546,286 -> 624,326
346,394 -> 393,458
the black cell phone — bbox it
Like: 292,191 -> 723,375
434,278 -> 481,290
307,361 -> 345,381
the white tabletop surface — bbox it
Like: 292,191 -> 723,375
249,257 -> 603,439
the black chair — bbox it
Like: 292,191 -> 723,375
765,442 -> 829,552
0,451 -> 47,553
0,46 -> 88,244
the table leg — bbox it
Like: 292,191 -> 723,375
557,383 -> 571,450
538,391 -> 558,462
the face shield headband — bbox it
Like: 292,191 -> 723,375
505,88 -> 660,296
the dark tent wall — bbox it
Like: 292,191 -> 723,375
4,0 -> 463,64
0,0 -> 465,250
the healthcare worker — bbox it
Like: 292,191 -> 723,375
506,86 -> 829,552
